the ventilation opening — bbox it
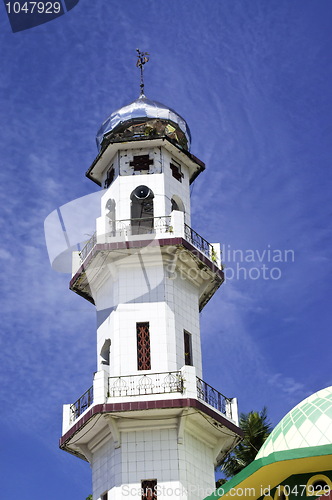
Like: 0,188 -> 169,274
130,154 -> 154,172
170,159 -> 183,182
104,165 -> 115,188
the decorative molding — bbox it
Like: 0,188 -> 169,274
177,408 -> 189,444
60,398 -> 243,450
104,415 -> 121,449
74,443 -> 93,463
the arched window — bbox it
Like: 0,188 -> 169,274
130,185 -> 154,235
105,198 -> 116,236
100,339 -> 111,366
171,195 -> 185,213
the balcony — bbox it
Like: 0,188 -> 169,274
78,213 -> 220,266
66,368 -> 237,428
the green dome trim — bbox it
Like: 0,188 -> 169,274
204,444 -> 332,500
257,387 -> 332,460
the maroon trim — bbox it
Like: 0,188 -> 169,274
70,238 -> 223,291
319,493 -> 332,500
59,397 -> 243,448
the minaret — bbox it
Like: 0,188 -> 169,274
59,55 -> 242,500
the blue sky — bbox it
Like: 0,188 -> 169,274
1,1 -> 332,498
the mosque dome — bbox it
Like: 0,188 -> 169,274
256,386 -> 332,460
96,94 -> 191,152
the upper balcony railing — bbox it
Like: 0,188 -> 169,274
68,373 -> 234,425
108,216 -> 172,238
79,216 -> 217,264
79,233 -> 97,261
196,377 -> 232,419
70,385 -> 93,422
108,371 -> 184,398
184,224 -> 214,260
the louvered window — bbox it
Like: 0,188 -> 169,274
137,322 -> 151,370
184,330 -> 193,366
105,165 -> 114,188
170,160 -> 183,182
130,154 -> 154,171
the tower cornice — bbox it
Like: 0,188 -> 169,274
86,136 -> 205,186
60,397 -> 243,462
69,237 -> 224,310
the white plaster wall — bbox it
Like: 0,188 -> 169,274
94,269 -> 202,376
166,275 -> 202,378
92,436 -> 122,499
99,146 -> 192,226
111,301 -> 170,376
92,429 -> 177,499
121,428 -> 180,486
92,427 -> 216,500
92,142 -> 202,379
100,147 -> 166,223
179,430 -> 216,500
162,148 -> 191,225
93,428 -> 184,500
118,147 -> 163,177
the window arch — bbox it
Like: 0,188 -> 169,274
306,475 -> 332,496
171,195 -> 185,213
130,185 -> 154,235
100,339 -> 111,366
105,198 -> 116,236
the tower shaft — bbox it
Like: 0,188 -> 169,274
57,98 -> 242,500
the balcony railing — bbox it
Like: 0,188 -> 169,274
108,371 -> 184,397
78,216 -> 217,264
107,216 -> 172,238
196,377 -> 232,418
79,216 -> 172,262
68,375 -> 234,425
79,233 -> 97,261
184,224 -> 214,260
70,385 -> 93,422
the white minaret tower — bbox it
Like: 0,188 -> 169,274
59,54 -> 242,500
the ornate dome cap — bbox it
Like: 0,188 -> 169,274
256,386 -> 332,460
96,94 -> 192,152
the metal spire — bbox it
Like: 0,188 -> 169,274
136,49 -> 150,96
